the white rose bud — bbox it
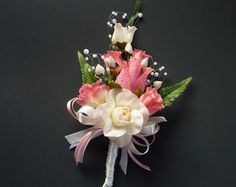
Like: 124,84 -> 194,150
125,43 -> 133,53
95,64 -> 105,76
106,57 -> 116,68
112,23 -> 137,44
140,57 -> 149,68
153,81 -> 163,89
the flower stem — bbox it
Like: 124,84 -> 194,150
102,141 -> 118,187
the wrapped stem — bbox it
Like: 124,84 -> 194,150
102,141 -> 118,187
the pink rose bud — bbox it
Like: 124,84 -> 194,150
131,49 -> 151,68
115,58 -> 153,94
139,87 -> 164,115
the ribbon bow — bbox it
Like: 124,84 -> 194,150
65,98 -> 167,171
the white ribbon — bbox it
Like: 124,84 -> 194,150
102,141 -> 118,187
66,98 -> 167,183
119,116 -> 167,174
65,127 -> 95,149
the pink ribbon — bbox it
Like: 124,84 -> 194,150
66,98 -> 167,172
119,117 -> 167,173
67,98 -> 79,119
73,128 -> 103,164
119,134 -> 152,173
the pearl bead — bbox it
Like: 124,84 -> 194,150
154,72 -> 159,77
85,57 -> 89,61
164,72 -> 168,76
153,61 -> 157,66
91,66 -> 95,70
92,54 -> 97,58
138,13 -> 143,18
112,11 -> 117,16
88,68 -> 91,72
112,19 -> 117,24
83,49 -> 89,55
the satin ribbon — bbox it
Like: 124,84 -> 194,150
119,116 -> 167,173
67,98 -> 79,119
66,98 -> 167,171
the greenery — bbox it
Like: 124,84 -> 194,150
159,77 -> 192,107
77,51 -> 97,84
126,0 -> 142,26
108,81 -> 122,89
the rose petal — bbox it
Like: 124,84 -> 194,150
134,67 -> 153,93
126,109 -> 143,134
115,89 -> 139,107
115,62 -> 131,90
104,125 -> 126,137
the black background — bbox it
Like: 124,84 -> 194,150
0,0 -> 235,186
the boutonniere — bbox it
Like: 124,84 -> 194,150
65,1 -> 192,186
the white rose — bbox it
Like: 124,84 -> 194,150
94,89 -> 149,147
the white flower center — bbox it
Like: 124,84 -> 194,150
112,107 -> 131,127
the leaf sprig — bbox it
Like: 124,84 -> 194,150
160,77 -> 192,107
126,0 -> 142,26
77,51 -> 97,84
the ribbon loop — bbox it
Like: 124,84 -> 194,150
128,150 -> 151,171
77,105 -> 96,125
67,98 -> 79,119
73,128 -> 103,164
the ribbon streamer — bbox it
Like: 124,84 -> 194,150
66,128 -> 103,164
65,127 -> 95,149
65,111 -> 166,181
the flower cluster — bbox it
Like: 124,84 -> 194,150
65,1 -> 191,187
75,25 -> 165,147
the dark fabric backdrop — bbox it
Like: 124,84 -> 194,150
0,0 -> 235,186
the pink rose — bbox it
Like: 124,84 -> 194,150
139,87 -> 164,115
76,80 -> 109,108
115,58 -> 153,94
131,49 -> 151,68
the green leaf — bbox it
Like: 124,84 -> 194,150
126,0 -> 142,26
159,77 -> 192,107
108,81 -> 122,89
77,51 -> 97,84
